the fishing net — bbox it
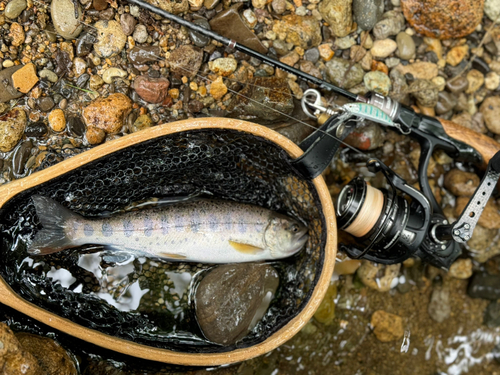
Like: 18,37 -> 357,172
0,128 -> 326,353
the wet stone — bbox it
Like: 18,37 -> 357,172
0,108 -> 27,152
131,114 -> 153,132
38,69 -> 58,83
67,116 -> 86,137
468,273 -> 500,300
86,126 -> 106,144
371,310 -> 404,342
409,79 -> 439,107
120,13 -> 137,36
443,169 -> 479,197
480,96 -> 500,135
448,259 -> 473,279
133,75 -> 170,104
304,48 -> 320,63
5,0 -> 27,19
24,121 -> 47,137
12,140 -> 32,176
168,45 -> 203,78
133,24 -> 148,43
128,46 -> 161,65
272,15 -> 322,49
325,57 -> 364,89
396,61 -> 438,80
446,76 -> 469,94
363,71 -> 391,96
82,93 -> 132,133
94,20 -> 127,58
371,39 -> 397,59
318,0 -> 352,38
357,261 -> 400,292
428,287 -> 451,323
373,11 -> 405,40
484,301 -> 500,328
466,69 -> 484,94
51,0 -> 83,39
0,65 -> 24,103
0,323 -> 41,375
76,33 -> 96,57
314,284 -> 337,325
195,263 -> 279,346
48,109 -> 66,132
38,97 -> 55,112
396,32 -> 415,60
353,0 -> 383,31
189,18 -> 211,47
435,91 -> 457,115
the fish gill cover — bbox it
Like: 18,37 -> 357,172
0,128 -> 327,353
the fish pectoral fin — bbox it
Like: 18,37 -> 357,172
157,252 -> 188,260
229,241 -> 264,254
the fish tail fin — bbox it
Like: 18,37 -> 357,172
28,195 -> 80,255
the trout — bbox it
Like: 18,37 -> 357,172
28,195 -> 308,263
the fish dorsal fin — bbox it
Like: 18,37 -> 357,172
158,252 -> 187,260
229,241 -> 264,254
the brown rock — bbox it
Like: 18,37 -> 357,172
209,76 -> 227,100
400,0 -> 484,40
446,45 -> 469,67
448,258 -> 473,279
82,93 -> 132,133
209,7 -> 267,55
395,61 -> 438,80
455,197 -> 500,230
85,126 -> 106,144
0,108 -> 27,152
168,45 -> 203,78
48,109 -> 66,132
465,69 -> 484,94
480,96 -> 500,135
272,15 -> 322,49
371,310 -> 404,342
299,60 -> 322,79
16,333 -> 77,375
195,263 -> 279,345
444,169 -> 480,197
9,22 -> 24,47
357,261 -> 400,292
279,51 -> 300,66
0,323 -> 41,375
318,0 -> 352,38
133,75 -> 170,104
11,63 -> 39,94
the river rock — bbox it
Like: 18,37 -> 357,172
38,97 -> 55,112
227,77 -> 294,122
485,0 -> 500,22
465,69 -> 484,94
443,169 -> 479,197
0,324 -> 41,375
67,116 -> 86,137
210,7 -> 267,54
0,66 -> 24,103
147,0 -> 188,13
133,75 -> 170,103
468,273 -> 500,300
344,122 -> 385,150
299,60 -> 322,80
395,61 -> 438,80
208,58 -> 238,76
408,79 -> 439,107
448,259 -> 473,279
5,0 -> 27,19
400,0 -> 484,40
48,109 -> 66,132
363,71 -> 391,96
168,45 -> 203,78
209,76 -> 227,100
357,261 -> 400,292
10,63 -> 38,94
446,76 -> 469,94
189,18 -> 211,48
0,108 -> 26,152
82,93 -> 132,133
370,310 -> 404,342
480,96 -> 500,134
133,24 -> 148,43
272,15 -> 322,49
451,112 -> 487,134
12,140 -> 31,176
371,39 -> 397,59
86,126 -> 106,145
446,45 -> 469,67
314,284 -> 337,325
195,263 -> 279,345
120,13 -> 137,36
9,22 -> 24,46
353,0 -> 383,31
131,114 -> 153,132
396,32 -> 415,60
318,0 -> 352,38
128,46 -> 161,65
325,57 -> 364,89
51,0 -> 83,39
435,91 -> 457,115
94,20 -> 127,58
25,121 -> 48,137
102,68 -> 127,84
485,72 -> 500,90
428,287 -> 450,323
484,301 -> 500,328
372,11 -> 405,40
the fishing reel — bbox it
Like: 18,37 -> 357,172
299,89 -> 500,269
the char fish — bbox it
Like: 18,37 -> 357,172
28,196 -> 308,263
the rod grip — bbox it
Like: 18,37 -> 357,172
438,118 -> 500,165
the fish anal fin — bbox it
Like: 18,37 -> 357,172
229,241 -> 264,254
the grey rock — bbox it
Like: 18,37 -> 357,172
396,32 -> 415,60
67,116 -> 86,137
363,71 -> 391,96
272,0 -> 286,14
304,48 -> 320,63
120,13 -> 137,36
353,0 -> 383,31
51,0 -> 83,39
272,40 -> 293,56
38,69 -> 58,83
325,57 -> 364,89
485,0 -> 500,22
0,108 -> 27,152
37,97 -> 55,112
372,11 -> 405,40
24,121 -> 48,137
0,65 -> 23,103
94,20 -> 127,58
428,287 -> 450,323
195,263 -> 279,345
318,0 -> 352,38
5,0 -> 27,19
132,24 -> 148,43
76,33 -> 96,57
12,140 -> 32,176
468,273 -> 500,300
485,301 -> 500,328
435,91 -> 457,115
128,46 -> 161,65
189,19 -> 211,48
446,76 -> 469,94
408,79 -> 439,107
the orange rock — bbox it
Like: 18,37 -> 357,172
48,109 -> 66,132
371,310 -> 404,342
209,76 -> 227,100
318,44 -> 334,61
85,126 -> 106,145
446,45 -> 469,67
370,60 -> 389,75
401,0 -> 484,40
11,63 -> 39,94
82,93 -> 132,134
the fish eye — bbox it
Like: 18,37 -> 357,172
291,224 -> 299,233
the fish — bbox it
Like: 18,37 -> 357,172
28,195 -> 309,263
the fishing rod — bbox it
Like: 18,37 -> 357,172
125,0 -> 500,269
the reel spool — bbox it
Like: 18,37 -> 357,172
0,118 -> 336,366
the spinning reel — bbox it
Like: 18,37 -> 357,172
299,89 -> 500,269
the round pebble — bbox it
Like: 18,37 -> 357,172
364,71 -> 392,96
396,32 -> 415,60
5,0 -> 27,19
94,20 -> 127,58
39,69 -> 59,83
102,68 -> 127,84
48,109 -> 66,132
86,126 -> 106,144
133,24 -> 148,43
370,39 -> 397,59
485,72 -> 500,90
51,0 -> 83,39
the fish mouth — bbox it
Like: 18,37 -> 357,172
289,230 -> 309,254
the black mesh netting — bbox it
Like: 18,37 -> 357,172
0,128 -> 327,353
